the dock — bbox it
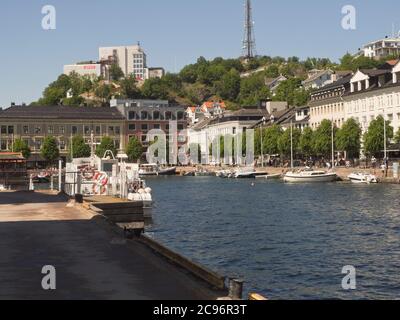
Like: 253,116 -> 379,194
0,191 -> 227,300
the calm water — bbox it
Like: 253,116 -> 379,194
145,176 -> 400,300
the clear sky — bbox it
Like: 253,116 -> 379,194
1,0 -> 400,108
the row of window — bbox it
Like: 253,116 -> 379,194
311,103 -> 345,117
128,110 -> 186,121
0,125 -> 121,136
128,123 -> 185,131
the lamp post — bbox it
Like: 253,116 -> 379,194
260,117 -> 266,168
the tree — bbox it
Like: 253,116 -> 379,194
363,116 -> 394,157
273,78 -> 305,106
141,78 -> 169,100
94,83 -> 112,103
120,75 -> 141,99
13,138 -> 31,159
214,69 -> 241,101
335,118 -> 362,159
109,63 -> 124,81
71,135 -> 91,158
126,136 -> 143,162
96,136 -> 117,158
395,128 -> 400,144
263,125 -> 282,155
41,136 -> 60,164
299,127 -> 314,157
313,120 -> 335,158
278,127 -> 301,159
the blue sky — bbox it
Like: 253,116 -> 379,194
0,0 -> 400,108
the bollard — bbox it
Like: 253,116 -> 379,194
50,175 -> 54,191
229,278 -> 244,300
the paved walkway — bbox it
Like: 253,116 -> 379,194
0,192 -> 220,300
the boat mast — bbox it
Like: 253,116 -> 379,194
290,120 -> 294,169
331,120 -> 335,169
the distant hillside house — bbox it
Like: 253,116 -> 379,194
265,75 -> 287,96
357,35 -> 400,60
303,70 -> 352,91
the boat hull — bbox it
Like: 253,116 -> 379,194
284,173 -> 337,183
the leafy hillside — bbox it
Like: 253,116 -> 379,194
30,53 -> 398,109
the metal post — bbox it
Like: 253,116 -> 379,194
332,120 -> 335,169
58,160 -> 62,192
50,174 -> 54,191
229,278 -> 244,300
290,120 -> 294,169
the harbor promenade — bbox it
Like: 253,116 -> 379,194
0,191 -> 224,300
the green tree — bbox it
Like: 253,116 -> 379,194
13,138 -> 31,159
126,136 -> 143,162
110,63 -> 124,81
335,118 -> 362,159
215,69 -> 241,101
273,78 -> 305,106
395,128 -> 400,144
278,127 -> 301,158
299,127 -> 314,157
96,136 -> 117,158
363,116 -> 394,157
71,135 -> 91,158
120,75 -> 141,99
313,120 -> 335,158
94,83 -> 112,103
41,136 -> 60,164
263,125 -> 282,155
141,78 -> 169,100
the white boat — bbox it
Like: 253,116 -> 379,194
234,168 -> 257,179
348,173 -> 378,184
0,184 -> 6,191
284,170 -> 338,183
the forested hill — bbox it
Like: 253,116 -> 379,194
30,53 -> 395,110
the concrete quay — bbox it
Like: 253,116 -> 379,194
0,191 -> 227,300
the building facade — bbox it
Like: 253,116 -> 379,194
359,35 -> 400,60
0,105 -> 126,161
344,62 -> 400,133
99,44 -> 147,80
110,99 -> 188,148
63,63 -> 102,77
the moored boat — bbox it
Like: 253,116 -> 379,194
255,173 -> 282,180
348,173 -> 378,184
284,170 -> 337,183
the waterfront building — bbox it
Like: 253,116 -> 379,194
0,105 -> 126,163
343,61 -> 400,133
110,99 -> 188,148
358,34 -> 400,59
280,106 -> 310,132
303,70 -> 352,91
186,101 -> 227,125
309,74 -> 353,129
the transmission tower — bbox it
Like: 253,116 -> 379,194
242,0 -> 256,60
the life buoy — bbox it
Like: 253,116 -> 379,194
101,177 -> 108,186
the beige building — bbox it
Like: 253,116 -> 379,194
63,63 -> 102,77
99,44 -> 147,80
0,105 -> 126,161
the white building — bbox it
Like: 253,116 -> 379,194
344,62 -> 400,133
63,63 -> 102,77
359,35 -> 400,60
99,44 -> 147,80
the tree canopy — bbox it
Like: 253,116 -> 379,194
13,139 -> 31,159
41,136 -> 60,163
71,135 -> 91,158
126,136 -> 143,162
96,136 -> 117,159
363,116 -> 394,157
335,118 -> 362,158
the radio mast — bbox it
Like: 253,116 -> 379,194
242,0 -> 256,60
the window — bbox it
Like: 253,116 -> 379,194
128,111 -> 137,120
0,140 -> 7,150
59,140 -> 66,150
23,126 -> 29,134
8,126 -> 14,134
129,124 -> 136,131
113,140 -> 120,148
141,135 -> 147,143
115,126 -> 121,135
177,112 -> 184,120
84,126 -> 90,135
109,126 -> 114,135
23,139 -> 30,147
153,111 -> 160,120
48,126 -> 54,134
95,126 -> 101,135
35,138 -> 43,150
153,124 -> 161,130
1,126 -> 6,134
141,124 -> 148,131
165,111 -> 172,120
141,111 -> 148,120
60,126 -> 65,134
178,124 -> 184,130
35,126 -> 42,134
72,126 -> 78,135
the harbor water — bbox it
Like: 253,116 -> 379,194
146,176 -> 400,300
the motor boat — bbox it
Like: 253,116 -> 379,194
216,170 -> 233,178
284,169 -> 338,183
233,167 -> 257,179
348,173 -> 378,184
139,164 -> 176,176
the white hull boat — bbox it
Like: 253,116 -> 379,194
255,173 -> 282,180
284,170 -> 337,183
348,173 -> 378,184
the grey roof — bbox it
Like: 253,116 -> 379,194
0,105 -> 125,120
